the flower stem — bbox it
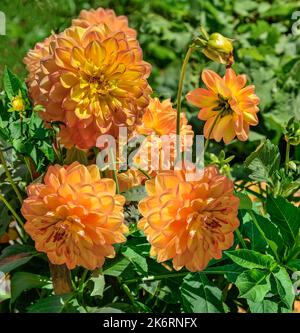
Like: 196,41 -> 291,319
235,229 -> 247,249
285,141 -> 290,173
23,156 -> 33,182
203,113 -> 221,154
0,192 -> 24,229
49,263 -> 73,295
137,168 -> 151,180
0,149 -> 23,204
109,148 -> 120,194
176,44 -> 195,157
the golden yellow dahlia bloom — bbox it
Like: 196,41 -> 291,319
138,166 -> 240,272
186,69 -> 260,144
21,162 -> 127,270
24,15 -> 151,149
133,98 -> 194,174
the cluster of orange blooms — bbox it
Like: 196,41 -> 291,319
21,7 -> 260,271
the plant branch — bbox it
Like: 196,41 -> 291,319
175,44 -> 195,158
0,149 -> 23,204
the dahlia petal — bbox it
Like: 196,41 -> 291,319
202,69 -> 222,93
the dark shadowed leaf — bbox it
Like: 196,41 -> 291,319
180,273 -> 224,313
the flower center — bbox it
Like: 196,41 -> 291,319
213,94 -> 233,116
81,71 -> 116,97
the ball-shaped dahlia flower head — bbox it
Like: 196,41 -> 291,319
21,162 -> 128,270
72,7 -> 137,39
138,166 -> 240,272
133,97 -> 194,176
24,9 -> 152,150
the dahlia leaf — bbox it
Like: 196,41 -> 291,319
122,246 -> 148,275
225,249 -> 277,270
236,269 -> 271,303
245,139 -> 280,182
10,272 -> 50,304
103,257 -> 131,277
272,266 -> 295,310
3,67 -> 23,100
90,272 -> 105,298
266,196 -> 300,247
180,273 -> 224,313
247,299 -> 278,313
26,294 -> 72,313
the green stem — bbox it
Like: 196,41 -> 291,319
122,267 -> 235,285
249,210 -> 280,262
24,156 -> 33,182
175,44 -> 195,158
109,148 -> 120,194
0,149 -> 23,204
0,192 -> 25,240
137,168 -> 151,180
235,229 -> 247,249
285,141 -> 290,173
203,113 -> 221,154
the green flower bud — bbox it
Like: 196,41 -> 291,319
194,28 -> 234,65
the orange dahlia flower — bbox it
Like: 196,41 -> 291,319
117,169 -> 147,193
186,69 -> 260,144
73,7 -> 137,39
138,166 -> 240,271
133,98 -> 194,174
21,162 -> 127,270
24,15 -> 151,149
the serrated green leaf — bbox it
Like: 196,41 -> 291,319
90,272 -> 105,298
272,266 -> 295,309
26,294 -> 72,313
266,196 -> 300,246
103,257 -> 131,277
11,272 -> 50,303
236,191 -> 253,210
245,140 -> 280,182
180,273 -> 224,313
225,249 -> 277,270
248,299 -> 278,313
122,246 -> 148,275
236,269 -> 271,303
3,67 -> 22,100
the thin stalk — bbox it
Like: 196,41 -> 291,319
0,192 -> 26,242
285,141 -> 290,173
137,168 -> 151,180
203,113 -> 221,154
176,44 -> 195,158
0,192 -> 24,228
122,269 -> 233,285
0,149 -> 23,204
109,148 -> 120,194
23,156 -> 33,182
235,229 -> 247,249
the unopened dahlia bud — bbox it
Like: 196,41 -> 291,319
284,117 -> 300,146
204,33 -> 234,65
195,28 -> 234,66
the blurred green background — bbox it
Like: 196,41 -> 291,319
1,0 -> 300,156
